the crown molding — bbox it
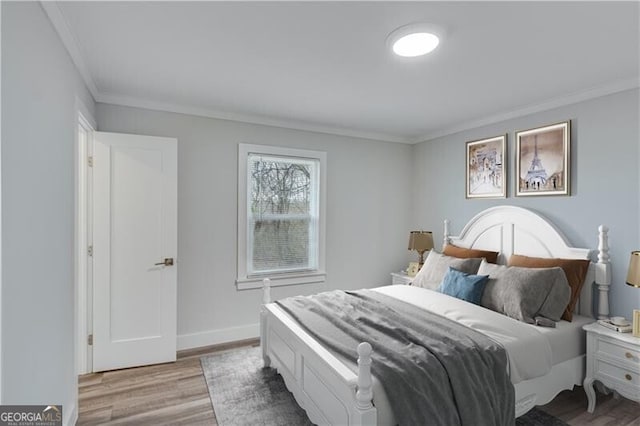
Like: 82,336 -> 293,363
413,77 -> 640,143
95,92 -> 412,143
41,1 -> 99,99
99,77 -> 638,146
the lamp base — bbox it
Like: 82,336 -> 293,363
418,250 -> 428,266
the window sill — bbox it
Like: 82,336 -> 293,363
236,271 -> 326,290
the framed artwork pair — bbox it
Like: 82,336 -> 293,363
466,121 -> 570,199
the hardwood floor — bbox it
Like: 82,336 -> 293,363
79,339 -> 639,425
77,339 -> 258,425
540,389 -> 640,426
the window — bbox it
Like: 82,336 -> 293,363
237,144 -> 326,289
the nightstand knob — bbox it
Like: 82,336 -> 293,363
625,374 -> 632,381
625,352 -> 633,359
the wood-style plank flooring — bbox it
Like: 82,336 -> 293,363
541,389 -> 640,426
79,339 -> 639,425
78,339 -> 258,425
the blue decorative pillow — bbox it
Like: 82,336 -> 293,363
437,267 -> 489,305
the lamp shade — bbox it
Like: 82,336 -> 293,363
626,251 -> 640,288
408,231 -> 434,252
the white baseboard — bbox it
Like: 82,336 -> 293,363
64,400 -> 77,426
177,323 -> 259,350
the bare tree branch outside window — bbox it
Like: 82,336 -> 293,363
248,154 -> 318,273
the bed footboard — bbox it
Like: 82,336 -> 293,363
260,279 -> 377,426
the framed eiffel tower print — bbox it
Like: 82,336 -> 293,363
466,134 -> 507,199
515,121 -> 570,197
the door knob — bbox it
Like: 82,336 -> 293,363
155,258 -> 174,266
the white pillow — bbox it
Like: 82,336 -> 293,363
412,250 -> 483,290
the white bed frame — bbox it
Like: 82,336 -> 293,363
260,206 -> 611,425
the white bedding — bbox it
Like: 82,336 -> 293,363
361,285 -> 589,425
535,313 -> 592,364
373,285 -> 554,383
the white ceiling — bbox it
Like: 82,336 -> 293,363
52,1 -> 639,143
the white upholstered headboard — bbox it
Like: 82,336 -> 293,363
443,206 -> 611,319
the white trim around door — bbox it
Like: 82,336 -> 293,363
75,100 -> 95,376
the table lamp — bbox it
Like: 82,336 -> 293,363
408,231 -> 434,267
626,251 -> 640,288
626,251 -> 640,337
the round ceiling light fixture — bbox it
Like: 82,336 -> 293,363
387,23 -> 444,58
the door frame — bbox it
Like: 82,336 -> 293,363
75,99 -> 96,375
0,2 -> 3,400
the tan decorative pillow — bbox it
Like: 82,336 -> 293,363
444,244 -> 499,264
412,250 -> 482,290
508,254 -> 590,321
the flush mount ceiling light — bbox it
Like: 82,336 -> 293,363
387,23 -> 444,58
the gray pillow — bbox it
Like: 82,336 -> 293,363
536,267 -> 571,321
477,261 -> 559,324
412,250 -> 482,290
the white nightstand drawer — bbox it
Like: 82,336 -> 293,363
598,338 -> 640,366
595,359 -> 640,390
583,322 -> 640,412
390,272 -> 412,286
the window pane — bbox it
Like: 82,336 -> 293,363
248,154 -> 318,274
251,217 -> 311,272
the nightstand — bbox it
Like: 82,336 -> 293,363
390,272 -> 413,286
583,322 -> 640,413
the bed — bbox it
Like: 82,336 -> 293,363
259,206 -> 612,425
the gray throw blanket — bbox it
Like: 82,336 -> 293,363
276,289 -> 515,426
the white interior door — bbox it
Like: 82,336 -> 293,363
92,131 -> 177,372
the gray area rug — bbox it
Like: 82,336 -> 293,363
201,346 -> 313,426
201,346 -> 567,426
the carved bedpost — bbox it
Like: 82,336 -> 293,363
443,219 -> 451,250
356,342 -> 373,409
595,226 -> 611,319
260,278 -> 272,367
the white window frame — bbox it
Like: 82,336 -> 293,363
236,144 -> 326,290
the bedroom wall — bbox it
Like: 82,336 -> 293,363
1,1 -> 96,423
412,88 -> 640,319
96,103 -> 413,348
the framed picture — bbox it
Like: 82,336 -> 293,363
633,309 -> 640,338
466,135 -> 506,199
516,121 -> 570,196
